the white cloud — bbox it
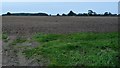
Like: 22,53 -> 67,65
2,0 -> 120,2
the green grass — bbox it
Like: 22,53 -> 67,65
0,33 -> 2,40
33,33 -> 62,42
23,32 -> 119,66
2,33 -> 9,42
11,37 -> 26,45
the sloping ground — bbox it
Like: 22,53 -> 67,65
2,16 -> 118,35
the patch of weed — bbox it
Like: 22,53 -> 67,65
11,37 -> 26,45
2,33 -> 9,42
33,33 -> 62,42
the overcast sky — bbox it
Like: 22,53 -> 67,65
2,2 -> 118,15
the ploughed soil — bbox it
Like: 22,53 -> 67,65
2,16 -> 118,35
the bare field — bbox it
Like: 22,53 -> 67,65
2,16 -> 118,35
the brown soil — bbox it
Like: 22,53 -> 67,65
2,16 -> 118,35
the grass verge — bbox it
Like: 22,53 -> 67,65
23,32 -> 119,66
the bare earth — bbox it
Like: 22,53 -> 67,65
2,16 -> 118,66
2,16 -> 118,35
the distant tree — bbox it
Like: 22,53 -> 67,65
112,14 -> 117,16
77,13 -> 82,16
62,13 -> 67,16
104,12 -> 112,16
82,13 -> 88,16
7,12 -> 11,15
119,14 -> 120,16
88,10 -> 94,16
108,12 -> 112,16
97,14 -> 103,16
37,13 -> 48,16
3,11 -> 117,16
93,12 -> 97,16
49,14 -> 52,16
57,14 -> 60,16
67,11 -> 77,16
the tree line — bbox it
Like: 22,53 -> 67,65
2,10 -> 119,16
